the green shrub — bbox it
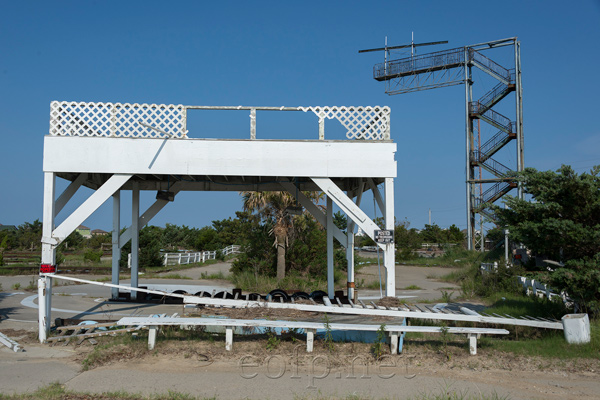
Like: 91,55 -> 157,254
83,249 -> 103,263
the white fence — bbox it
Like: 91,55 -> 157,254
163,251 -> 215,266
127,245 -> 242,268
480,262 -> 573,305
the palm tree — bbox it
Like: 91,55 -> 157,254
241,191 -> 322,280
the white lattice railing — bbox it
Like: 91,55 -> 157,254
49,102 -> 391,141
50,101 -> 187,138
300,106 -> 391,140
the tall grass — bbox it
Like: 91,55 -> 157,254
230,270 -> 339,293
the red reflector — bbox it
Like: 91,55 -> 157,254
40,264 -> 56,273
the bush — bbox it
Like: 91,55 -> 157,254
83,249 -> 103,263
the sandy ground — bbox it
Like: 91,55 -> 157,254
1,261 -> 598,399
1,328 -> 599,400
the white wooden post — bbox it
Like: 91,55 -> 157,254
468,334 -> 478,355
384,178 -> 395,297
326,196 -> 334,298
225,327 -> 233,351
111,191 -> 120,299
148,326 -> 158,350
306,328 -> 315,353
131,182 -> 139,300
389,331 -> 399,355
346,183 -> 364,301
37,278 -> 47,343
347,214 -> 355,300
40,172 -> 56,342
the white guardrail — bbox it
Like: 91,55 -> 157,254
128,245 -> 241,268
480,262 -> 572,305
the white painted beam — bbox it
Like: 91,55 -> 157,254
280,182 -> 346,247
119,183 -> 182,248
367,178 -> 384,217
131,182 -> 139,301
347,181 -> 364,235
52,174 -> 132,242
44,137 -> 397,178
326,196 -> 334,298
112,191 -> 120,300
384,177 -> 395,297
311,178 -> 384,250
54,173 -> 87,217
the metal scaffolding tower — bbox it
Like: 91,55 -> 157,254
366,37 -> 524,250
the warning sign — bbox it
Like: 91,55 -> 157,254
374,230 -> 394,244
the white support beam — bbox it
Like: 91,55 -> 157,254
41,172 -> 56,264
326,196 -> 334,298
367,178 -> 384,217
54,173 -> 87,217
347,181 -> 364,235
346,214 -> 355,301
311,178 -> 384,250
383,177 -> 395,297
37,278 -> 47,343
40,172 -> 56,343
52,174 -> 132,243
111,191 -> 120,300
119,183 -> 182,248
131,181 -> 140,301
280,182 -> 346,247
347,181 -> 364,301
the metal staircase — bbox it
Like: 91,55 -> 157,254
471,152 -> 513,178
366,38 -> 524,250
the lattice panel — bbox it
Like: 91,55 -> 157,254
49,101 -> 186,138
301,106 -> 391,140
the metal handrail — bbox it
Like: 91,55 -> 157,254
471,152 -> 513,176
373,47 -> 465,79
480,130 -> 511,157
468,49 -> 512,81
470,103 -> 513,130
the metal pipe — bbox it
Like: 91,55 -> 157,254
464,48 -> 473,251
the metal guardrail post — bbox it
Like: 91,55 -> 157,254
250,108 -> 256,140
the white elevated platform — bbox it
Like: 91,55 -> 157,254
38,102 -> 397,343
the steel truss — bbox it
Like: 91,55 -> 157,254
373,37 -> 524,249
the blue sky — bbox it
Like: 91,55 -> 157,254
1,1 -> 599,232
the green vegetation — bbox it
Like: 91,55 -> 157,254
322,313 -> 335,353
494,165 -> 600,314
480,318 -> 600,359
402,284 -> 423,290
0,382 -> 209,399
370,323 -> 387,359
230,269 -> 332,293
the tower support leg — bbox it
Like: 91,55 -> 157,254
346,215 -> 355,300
131,182 -> 140,301
326,196 -> 334,298
384,178 -> 395,297
111,191 -> 121,300
39,172 -> 56,343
